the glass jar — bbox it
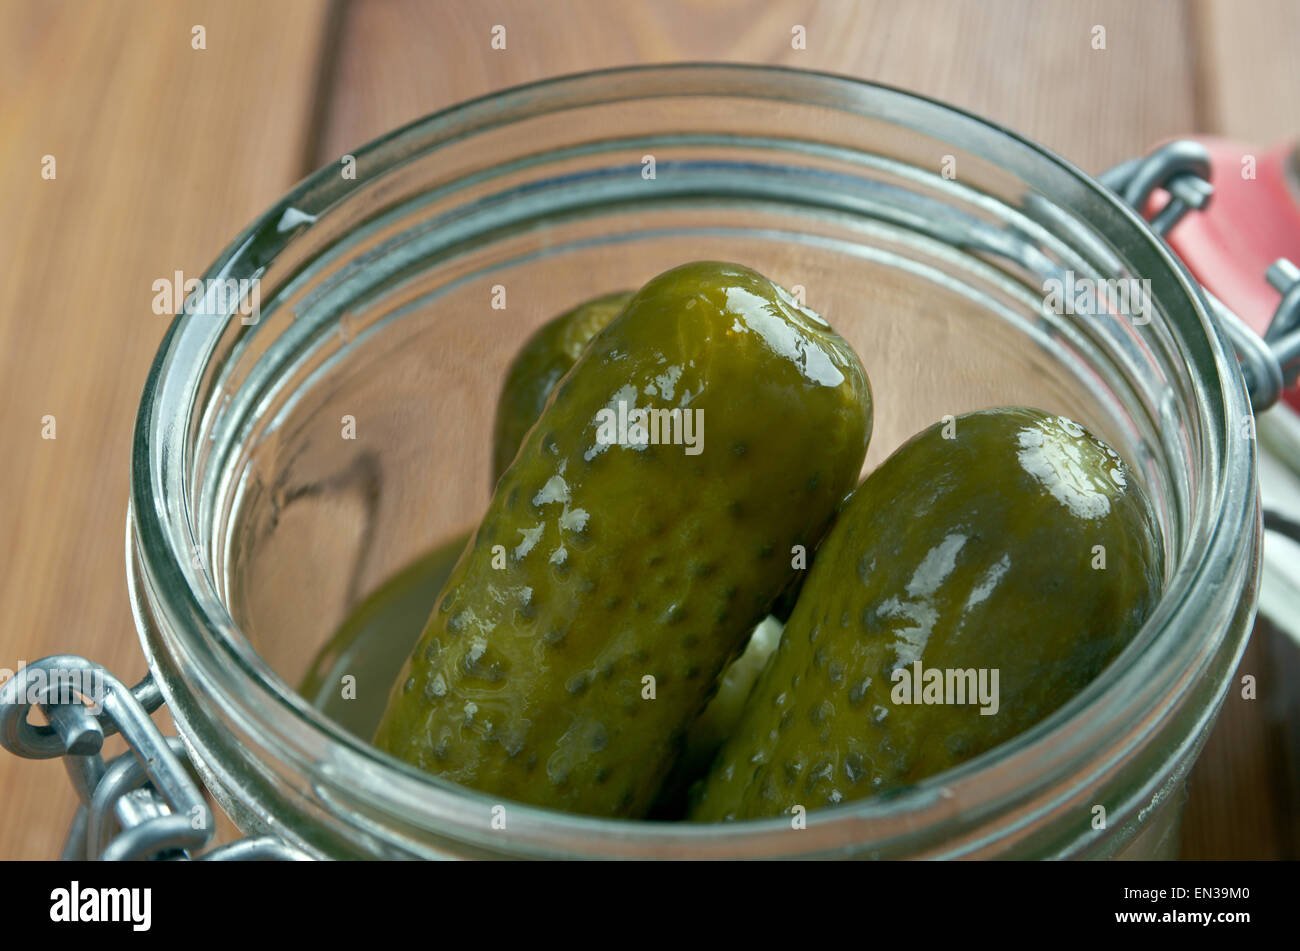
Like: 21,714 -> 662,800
127,65 -> 1260,859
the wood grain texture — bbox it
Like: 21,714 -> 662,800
1180,623 -> 1300,860
0,0 -> 333,860
1,0 -> 1295,860
1194,0 -> 1300,144
316,0 -> 1197,177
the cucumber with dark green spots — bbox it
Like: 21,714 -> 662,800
374,261 -> 872,817
690,407 -> 1163,822
491,291 -> 633,482
299,531 -> 470,738
492,287 -> 807,623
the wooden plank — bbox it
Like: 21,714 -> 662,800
1194,0 -> 1300,144
1180,624 -> 1300,860
317,0 -> 1197,175
0,0 -> 334,859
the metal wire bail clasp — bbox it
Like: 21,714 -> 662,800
0,655 -> 305,860
1102,140 -> 1300,412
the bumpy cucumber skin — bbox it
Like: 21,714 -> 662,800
299,532 -> 470,738
375,261 -> 872,817
492,290 -> 805,623
691,407 -> 1163,822
491,291 -> 633,482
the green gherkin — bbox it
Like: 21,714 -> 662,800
691,407 -> 1164,822
492,288 -> 807,623
495,287 -> 799,784
299,294 -> 630,736
491,291 -> 633,481
374,261 -> 872,817
299,532 -> 470,737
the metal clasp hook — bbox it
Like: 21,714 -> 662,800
1102,140 -> 1300,411
0,655 -> 307,860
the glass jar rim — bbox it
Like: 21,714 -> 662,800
129,63 -> 1260,858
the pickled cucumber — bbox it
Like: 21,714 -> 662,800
299,532 -> 470,738
302,293 -> 627,739
493,288 -> 805,622
491,291 -> 632,481
374,261 -> 872,817
691,407 -> 1163,822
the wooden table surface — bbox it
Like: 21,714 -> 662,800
2,0 -> 1297,860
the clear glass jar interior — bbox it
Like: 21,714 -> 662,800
129,66 -> 1259,859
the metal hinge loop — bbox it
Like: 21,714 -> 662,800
0,655 -> 308,861
1102,140 -> 1300,412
